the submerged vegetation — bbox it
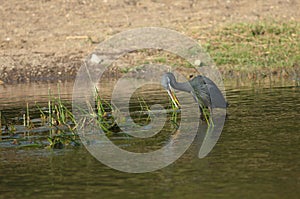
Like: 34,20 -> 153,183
0,85 -> 80,149
1,84 -> 207,149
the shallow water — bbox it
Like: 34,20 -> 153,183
0,82 -> 299,198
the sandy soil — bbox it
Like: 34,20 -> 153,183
0,0 -> 299,84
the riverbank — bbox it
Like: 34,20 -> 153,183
0,0 -> 299,84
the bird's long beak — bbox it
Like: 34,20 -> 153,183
167,89 -> 180,108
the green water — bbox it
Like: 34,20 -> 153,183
0,84 -> 299,198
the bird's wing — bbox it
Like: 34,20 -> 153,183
201,76 -> 227,108
190,76 -> 226,108
190,77 -> 211,108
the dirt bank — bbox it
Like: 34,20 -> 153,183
0,0 -> 299,84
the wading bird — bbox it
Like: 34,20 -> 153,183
161,72 -> 227,113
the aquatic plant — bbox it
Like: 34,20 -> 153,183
94,88 -> 117,132
35,85 -> 79,148
1,83 -> 190,149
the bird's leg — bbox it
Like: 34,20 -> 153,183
199,107 -> 205,121
200,106 -> 212,125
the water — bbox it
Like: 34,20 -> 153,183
0,82 -> 299,198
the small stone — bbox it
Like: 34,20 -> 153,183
194,60 -> 201,66
90,54 -> 102,64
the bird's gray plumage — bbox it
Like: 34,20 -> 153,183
161,72 -> 227,109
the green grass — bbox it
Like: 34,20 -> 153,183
114,21 -> 299,80
203,21 -> 300,71
37,85 -> 78,148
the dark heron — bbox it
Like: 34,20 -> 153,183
161,72 -> 227,111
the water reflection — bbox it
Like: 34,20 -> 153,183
0,83 -> 299,198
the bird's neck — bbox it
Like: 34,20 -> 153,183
170,79 -> 193,93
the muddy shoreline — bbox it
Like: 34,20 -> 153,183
1,0 -> 299,84
1,52 -> 299,85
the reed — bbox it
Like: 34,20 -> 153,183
94,87 -> 116,133
35,85 -> 79,148
26,102 -> 30,127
